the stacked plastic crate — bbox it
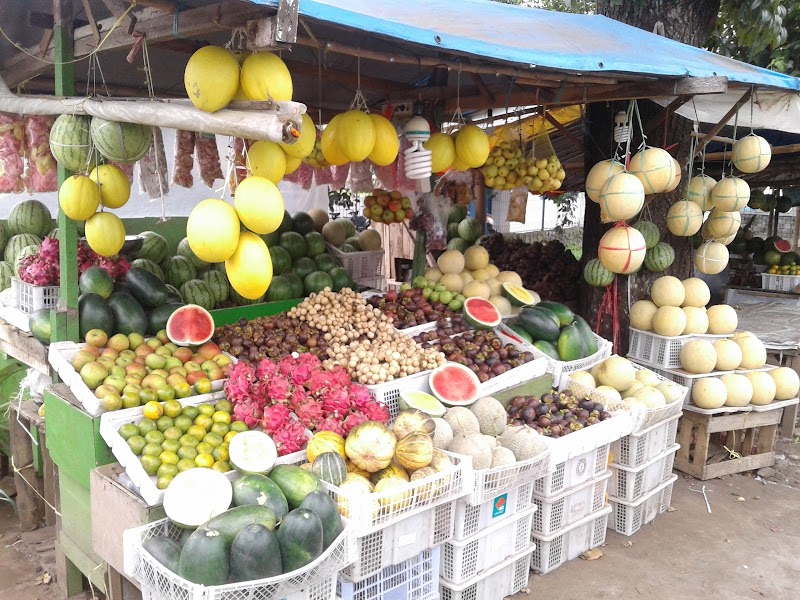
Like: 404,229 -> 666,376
438,445 -> 551,600
529,411 -> 633,574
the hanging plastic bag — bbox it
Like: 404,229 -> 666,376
195,133 -> 223,188
24,116 -> 57,192
506,186 -> 529,223
0,113 -> 25,193
346,161 -> 373,194
172,130 -> 195,188
139,127 -> 169,199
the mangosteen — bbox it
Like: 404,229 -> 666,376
600,411 -> 611,420
478,372 -> 490,383
593,403 -> 605,413
542,393 -> 556,404
580,399 -> 595,412
576,408 -> 590,421
538,416 -> 552,428
511,396 -> 527,410
520,407 -> 536,422
535,404 -> 550,417
512,419 -> 524,427
550,424 -> 562,436
491,364 -> 507,376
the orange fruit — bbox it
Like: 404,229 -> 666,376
194,378 -> 213,395
142,400 -> 163,420
163,399 -> 182,418
212,411 -> 231,425
195,453 -> 214,468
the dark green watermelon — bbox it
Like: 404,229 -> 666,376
78,293 -> 114,338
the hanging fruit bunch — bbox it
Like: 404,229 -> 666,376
363,188 -> 414,225
422,125 -> 490,174
318,109 -> 399,167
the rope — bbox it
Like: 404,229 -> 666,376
10,455 -> 61,517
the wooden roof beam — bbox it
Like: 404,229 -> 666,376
694,88 -> 753,157
703,142 -> 800,161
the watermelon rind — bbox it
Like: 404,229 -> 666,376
644,242 -> 675,273
500,282 -> 538,307
8,200 -> 53,238
163,468 -> 233,528
165,304 -> 214,346
90,117 -> 152,163
228,431 -> 278,475
398,390 -> 446,417
428,362 -> 481,407
462,297 -> 502,330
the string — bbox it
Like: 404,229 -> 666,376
729,105 -> 739,177
448,64 -> 465,132
349,57 -> 368,111
750,86 -> 755,135
317,48 -> 323,127
141,36 -> 167,217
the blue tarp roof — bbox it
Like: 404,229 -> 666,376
252,0 -> 800,91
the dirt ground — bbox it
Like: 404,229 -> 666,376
2,440 -> 800,600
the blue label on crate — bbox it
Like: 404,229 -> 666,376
492,493 -> 508,518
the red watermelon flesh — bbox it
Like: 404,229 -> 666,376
166,304 -> 215,346
463,297 -> 502,330
429,362 -> 481,407
774,239 -> 792,253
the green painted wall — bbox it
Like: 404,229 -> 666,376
123,217 -> 188,255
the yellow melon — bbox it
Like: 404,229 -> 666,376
495,271 -> 523,286
187,199 -> 241,263
240,52 -> 293,101
247,141 -> 286,184
686,174 -> 716,211
225,231 -> 273,300
711,176 -> 749,212
721,373 -> 752,407
630,300 -> 658,331
337,110 -> 376,162
706,304 -> 737,334
746,371 -> 776,405
596,356 -> 636,391
463,280 -> 491,299
599,172 -> 645,222
424,133 -> 456,172
736,336 -> 766,369
666,200 -> 703,237
234,176 -> 285,235
732,134 -> 771,174
89,164 -> 130,209
284,154 -> 301,175
280,113 -> 316,159
184,46 -> 240,112
464,246 -> 490,271
598,226 -> 647,274
770,367 -> 800,400
437,250 -> 465,274
454,126 -> 490,168
570,371 -> 596,388
652,306 -> 686,337
629,147 -> 675,194
664,158 -> 682,192
585,159 -> 625,203
85,211 -> 125,257
59,175 -> 100,221
367,114 -> 399,166
692,377 -> 727,409
320,115 -> 349,166
439,273 -> 464,293
681,278 -> 710,308
694,241 -> 729,275
682,307 -> 709,335
680,340 -> 717,374
651,276 -> 685,308
713,339 -> 742,371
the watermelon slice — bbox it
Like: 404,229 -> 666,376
399,390 -> 446,417
429,362 -> 481,407
166,304 -> 215,346
463,297 -> 502,330
773,239 -> 792,253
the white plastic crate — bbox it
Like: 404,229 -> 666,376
12,278 -> 59,314
530,505 -> 612,574
611,413 -> 680,468
48,341 -> 228,417
609,474 -> 678,536
531,470 -> 611,536
627,328 -> 731,370
439,545 -> 534,600
453,481 -> 534,541
337,547 -> 440,600
342,500 -> 456,582
320,451 -> 470,536
476,332 -> 548,397
609,444 -> 678,502
440,505 -> 536,584
327,244 -> 384,282
464,444 -> 550,506
124,517 -> 354,600
364,370 -> 431,420
500,323 -> 612,386
761,272 -> 800,292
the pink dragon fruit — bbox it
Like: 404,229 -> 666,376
316,416 -> 346,437
321,387 -> 351,417
261,403 -> 292,434
225,362 -> 256,406
295,397 -> 325,429
348,384 -> 373,410
342,411 -> 369,436
256,358 -> 279,380
360,400 -> 391,425
271,420 -> 308,456
232,400 -> 261,428
265,377 -> 290,403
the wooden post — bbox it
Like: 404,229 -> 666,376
53,0 -> 79,344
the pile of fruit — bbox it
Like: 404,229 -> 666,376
423,126 -> 491,173
118,398 -> 245,489
481,140 -> 566,193
71,327 -> 230,412
444,206 -> 482,253
411,316 -> 535,384
747,189 -> 794,214
480,234 -> 580,302
506,301 -> 599,362
361,188 -> 414,225
366,288 -> 459,329
214,314 -> 331,362
319,213 -> 383,255
507,389 -> 612,438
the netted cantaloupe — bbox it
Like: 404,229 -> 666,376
442,407 -> 480,435
470,397 -> 507,437
448,433 -> 492,469
652,306 -> 686,337
694,241 -> 729,275
720,374 -> 753,407
746,371 -> 776,405
736,336 -> 767,369
680,340 -> 717,374
431,418 -> 454,450
596,356 -> 636,391
692,377 -> 727,409
706,304 -> 737,334
491,447 -> 516,468
681,278 -> 710,308
630,300 -> 658,331
682,307 -> 709,335
770,367 -> 800,400
651,276 -> 685,308
497,425 -> 544,461
437,250 -> 465,274
713,339 -> 742,371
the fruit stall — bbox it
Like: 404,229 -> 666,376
0,1 -> 799,600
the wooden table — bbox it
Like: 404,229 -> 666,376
0,318 -> 49,375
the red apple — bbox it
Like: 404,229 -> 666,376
186,371 -> 208,386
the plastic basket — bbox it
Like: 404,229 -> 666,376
627,328 -> 732,370
364,370 -> 432,421
500,323 -> 612,386
475,331 -> 548,397
464,444 -> 550,506
679,396 -> 800,416
327,244 -> 384,282
533,443 -> 610,498
440,505 -> 536,585
12,278 -> 59,314
337,547 -> 440,600
531,470 -> 611,536
453,481 -> 534,541
530,505 -> 612,574
124,518 -> 354,600
760,272 -> 800,292
611,413 -> 680,468
608,444 -> 678,502
609,474 -> 677,536
439,545 -> 534,600
343,500 -> 456,582
49,341 -> 229,417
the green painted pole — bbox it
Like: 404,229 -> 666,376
53,1 -> 79,342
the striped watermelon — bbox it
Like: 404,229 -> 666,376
14,246 -> 40,277
201,269 -> 229,305
163,255 -> 197,289
0,262 -> 13,290
46,228 -> 58,239
4,234 -> 42,265
49,114 -> 92,172
179,279 -> 215,310
633,220 -> 660,250
131,258 -> 164,280
644,242 -> 676,272
133,231 -> 169,264
583,258 -> 614,288
165,284 -> 182,301
8,200 -> 52,238
230,287 -> 264,305
177,237 -> 209,270
90,118 -> 152,163
0,222 -> 6,252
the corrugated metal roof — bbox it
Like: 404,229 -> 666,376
250,0 -> 800,91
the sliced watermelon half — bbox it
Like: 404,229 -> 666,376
429,362 -> 481,407
166,304 -> 215,346
774,239 -> 792,253
463,297 -> 502,330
